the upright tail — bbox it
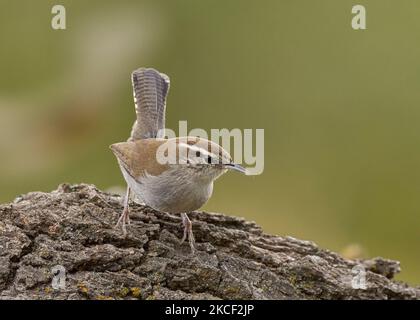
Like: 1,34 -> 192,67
129,68 -> 170,140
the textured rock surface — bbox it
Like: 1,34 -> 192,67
0,183 -> 418,300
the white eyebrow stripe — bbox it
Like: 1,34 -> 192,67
178,143 -> 218,159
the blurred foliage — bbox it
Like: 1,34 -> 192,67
0,0 -> 419,284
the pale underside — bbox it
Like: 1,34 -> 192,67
119,159 -> 215,213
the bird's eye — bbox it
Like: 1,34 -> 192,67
207,156 -> 212,164
195,150 -> 201,157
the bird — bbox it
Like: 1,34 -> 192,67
110,68 -> 247,253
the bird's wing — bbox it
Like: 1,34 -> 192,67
129,68 -> 170,140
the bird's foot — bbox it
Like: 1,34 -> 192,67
115,207 -> 130,236
180,213 -> 195,254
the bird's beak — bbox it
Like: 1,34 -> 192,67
225,163 -> 247,174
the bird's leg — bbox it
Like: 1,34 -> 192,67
180,212 -> 195,254
115,186 -> 131,235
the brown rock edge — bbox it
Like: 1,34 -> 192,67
0,184 -> 418,300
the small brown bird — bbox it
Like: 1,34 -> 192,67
110,68 -> 246,253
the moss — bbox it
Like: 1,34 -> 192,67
225,286 -> 240,294
302,281 -> 314,289
118,287 -> 130,298
77,283 -> 89,295
96,295 -> 114,300
288,275 -> 297,285
130,287 -> 141,299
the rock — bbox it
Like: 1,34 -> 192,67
0,183 -> 418,300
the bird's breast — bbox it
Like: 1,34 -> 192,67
121,165 -> 214,213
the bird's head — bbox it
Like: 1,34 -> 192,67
172,137 -> 247,180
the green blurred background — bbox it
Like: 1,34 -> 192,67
0,0 -> 419,284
